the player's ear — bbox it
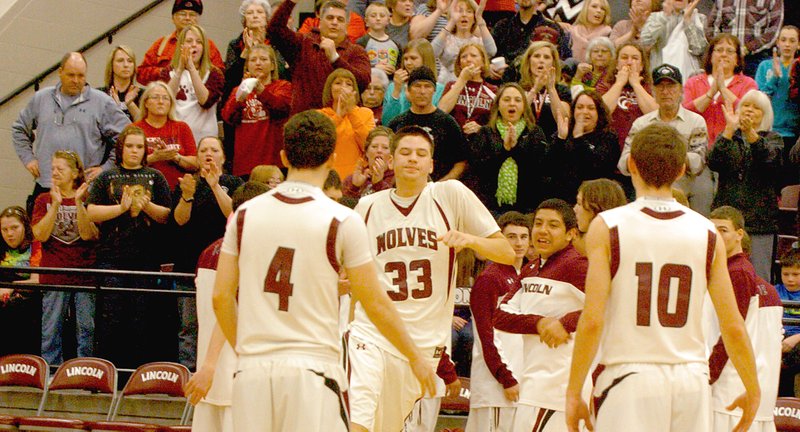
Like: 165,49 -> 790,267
325,152 -> 338,169
626,156 -> 638,177
279,150 -> 291,168
566,227 -> 577,242
677,162 -> 687,181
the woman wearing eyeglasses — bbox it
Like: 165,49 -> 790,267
133,81 -> 198,188
31,150 -> 98,365
0,206 -> 41,356
684,34 -> 758,144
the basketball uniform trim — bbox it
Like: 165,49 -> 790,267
310,369 -> 350,428
706,230 -> 716,280
640,207 -> 685,220
432,199 -> 456,298
533,407 -> 557,432
273,192 -> 314,204
609,226 -> 620,279
364,204 -> 373,224
236,208 -> 246,252
327,218 -> 341,273
592,371 -> 637,417
392,194 -> 422,216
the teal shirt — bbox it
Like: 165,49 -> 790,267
381,81 -> 445,125
756,59 -> 800,138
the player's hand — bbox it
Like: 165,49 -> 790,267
537,317 -> 570,348
566,394 -> 593,431
25,159 -> 40,178
727,391 -> 760,432
446,377 -> 461,397
503,384 -> 520,402
452,316 -> 468,331
185,365 -> 214,405
438,230 -> 475,252
410,358 -> 437,397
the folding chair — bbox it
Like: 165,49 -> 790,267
0,354 -> 49,429
775,397 -> 800,432
90,362 -> 190,432
16,357 -> 116,431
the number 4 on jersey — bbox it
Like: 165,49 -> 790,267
264,247 -> 295,312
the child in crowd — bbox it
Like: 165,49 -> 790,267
357,3 -> 401,78
778,248 -> 800,396
343,126 -> 395,200
249,164 -> 284,187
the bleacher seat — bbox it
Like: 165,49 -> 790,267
775,397 -> 800,431
16,357 -> 116,431
0,354 -> 49,429
90,362 -> 190,432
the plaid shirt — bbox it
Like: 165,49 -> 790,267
705,0 -> 784,54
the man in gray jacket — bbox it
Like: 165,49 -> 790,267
12,52 -> 130,209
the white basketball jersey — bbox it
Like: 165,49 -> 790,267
195,239 -> 236,406
470,319 -> 523,409
598,198 -> 717,366
350,181 -> 500,361
221,181 -> 372,363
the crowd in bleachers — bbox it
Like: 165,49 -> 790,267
2,0 -> 800,424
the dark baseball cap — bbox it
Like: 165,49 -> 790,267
408,66 -> 436,87
652,64 -> 682,85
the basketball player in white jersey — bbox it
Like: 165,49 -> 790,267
707,206 -> 782,432
348,126 -> 516,432
565,123 -> 761,432
212,111 -> 436,432
185,182 -> 269,432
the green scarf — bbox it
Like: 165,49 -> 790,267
495,120 -> 525,206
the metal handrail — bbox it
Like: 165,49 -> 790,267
0,265 -> 195,295
0,0 -> 166,108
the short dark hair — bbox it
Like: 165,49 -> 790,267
320,0 -> 347,17
283,111 -> 337,169
232,181 -> 270,211
324,169 -> 342,191
569,90 -> 611,136
535,198 -> 577,231
390,125 -> 435,155
781,248 -> 800,268
630,123 -> 686,188
709,205 -> 745,231
115,125 -> 148,167
497,211 -> 531,233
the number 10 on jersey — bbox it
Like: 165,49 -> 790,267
636,262 -> 692,328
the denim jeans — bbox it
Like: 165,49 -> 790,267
41,291 -> 95,365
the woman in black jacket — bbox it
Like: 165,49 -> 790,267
468,83 -> 549,214
549,90 -> 619,202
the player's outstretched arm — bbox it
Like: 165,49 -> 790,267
439,231 -> 516,265
212,251 -> 240,349
347,261 -> 437,396
707,233 -> 760,432
566,217 -> 612,432
185,323 -> 227,405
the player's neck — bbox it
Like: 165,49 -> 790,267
634,186 -> 673,200
285,167 -> 329,189
728,245 -> 744,258
394,178 -> 426,197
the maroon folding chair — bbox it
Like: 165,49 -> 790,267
16,357 -> 117,431
776,397 -> 800,431
90,362 -> 191,432
0,354 -> 49,429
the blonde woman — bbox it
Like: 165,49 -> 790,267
560,0 -> 612,62
431,0 -> 496,84
438,43 -> 497,134
100,45 -> 141,120
168,24 -> 225,144
518,41 -> 571,138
